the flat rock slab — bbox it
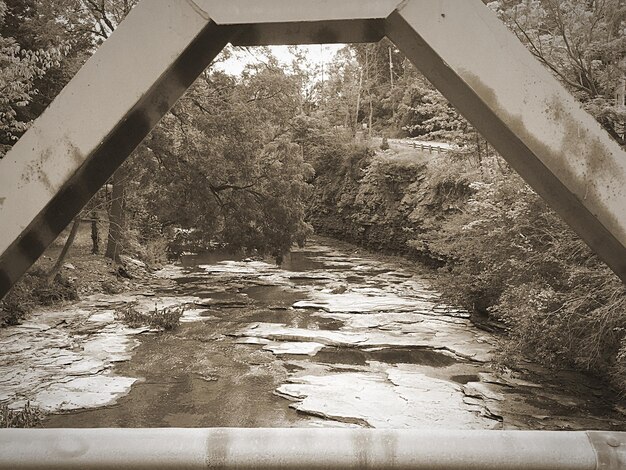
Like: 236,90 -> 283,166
293,291 -> 419,313
32,375 -> 138,411
263,341 -> 326,356
277,364 -> 499,429
238,322 -> 493,362
180,308 -> 213,322
0,290 -> 202,413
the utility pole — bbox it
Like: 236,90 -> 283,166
320,44 -> 325,107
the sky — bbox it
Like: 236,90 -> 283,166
215,44 -> 344,76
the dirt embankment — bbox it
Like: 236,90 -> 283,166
307,141 -> 626,394
0,223 -> 153,327
307,145 -> 468,268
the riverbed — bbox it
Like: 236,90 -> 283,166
1,237 -> 624,430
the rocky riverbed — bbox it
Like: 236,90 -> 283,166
1,237 -> 624,430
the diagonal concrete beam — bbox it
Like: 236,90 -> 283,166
2,0 -> 626,300
0,1 -> 239,299
386,0 -> 626,282
0,0 -> 404,300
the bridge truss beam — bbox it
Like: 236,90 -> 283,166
1,0 -> 626,300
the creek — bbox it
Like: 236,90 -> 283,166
1,237 -> 624,430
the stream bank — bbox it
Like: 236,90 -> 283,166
1,237 -> 624,430
307,142 -> 626,393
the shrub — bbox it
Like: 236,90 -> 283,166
0,402 -> 43,428
124,225 -> 168,266
380,136 -> 389,150
0,268 -> 78,326
424,159 -> 626,387
115,303 -> 184,330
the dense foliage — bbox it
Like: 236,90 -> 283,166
126,64 -> 314,258
1,0 -> 625,393
306,0 -> 626,391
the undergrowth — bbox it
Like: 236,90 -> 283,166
0,268 -> 78,327
115,303 -> 184,330
310,141 -> 626,392
0,402 -> 43,428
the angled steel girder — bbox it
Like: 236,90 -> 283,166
1,0 -> 626,300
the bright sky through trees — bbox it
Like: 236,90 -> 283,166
216,44 -> 343,75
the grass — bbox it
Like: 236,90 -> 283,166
115,303 -> 184,330
0,267 -> 78,327
0,402 -> 43,428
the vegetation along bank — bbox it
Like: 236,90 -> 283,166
0,0 -> 624,395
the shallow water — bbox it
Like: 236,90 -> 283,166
16,236 -> 623,430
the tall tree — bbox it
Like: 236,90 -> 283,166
0,0 -> 66,156
128,61 -> 313,258
490,0 -> 626,144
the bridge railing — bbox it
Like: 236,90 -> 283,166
1,428 -> 624,469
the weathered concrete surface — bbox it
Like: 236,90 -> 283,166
194,0 -> 399,24
4,428 -> 618,470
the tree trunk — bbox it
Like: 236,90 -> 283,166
354,69 -> 363,135
47,218 -> 80,283
368,96 -> 373,140
91,210 -> 100,254
105,167 -> 126,263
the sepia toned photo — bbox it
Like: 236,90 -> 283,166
0,0 -> 625,468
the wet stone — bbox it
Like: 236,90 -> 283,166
263,342 -> 326,356
2,236 -> 620,432
276,364 -> 500,429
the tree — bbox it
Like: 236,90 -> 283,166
1,0 -> 93,124
396,64 -> 472,142
489,0 -> 626,144
127,60 -> 313,258
0,0 -> 64,156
